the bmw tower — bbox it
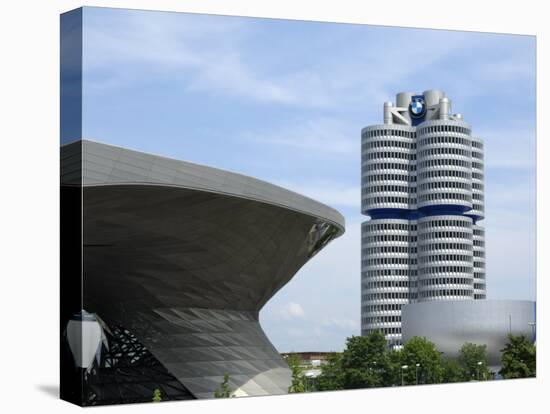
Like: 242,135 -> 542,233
361,90 -> 486,347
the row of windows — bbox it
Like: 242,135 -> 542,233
474,261 -> 485,268
364,196 -> 411,204
363,166 -> 481,179
363,303 -> 404,313
418,219 -> 471,229
419,192 -> 471,203
418,158 -> 470,169
363,291 -> 411,300
418,181 -> 471,191
472,203 -> 485,212
472,182 -> 484,190
363,173 -> 416,183
473,250 -> 485,258
417,125 -> 471,135
474,283 -> 486,290
363,245 -> 410,254
363,315 -> 402,324
363,257 -> 416,266
363,152 -> 416,161
473,228 -> 485,236
363,235 -> 416,243
418,147 -> 470,158
472,140 -> 483,149
473,240 -> 485,247
418,169 -> 471,180
474,294 -> 486,299
419,289 -> 472,298
472,193 -> 484,201
364,222 -> 411,231
472,162 -> 483,170
364,280 -> 411,289
362,266 -> 485,280
472,151 -> 483,159
363,140 -> 416,150
418,231 -> 472,240
419,254 -> 472,264
364,162 -> 417,172
364,185 -> 416,194
422,265 -> 473,274
364,129 -> 415,139
419,277 -> 472,287
363,327 -> 403,336
363,269 -> 418,278
418,135 -> 472,147
472,172 -> 484,180
419,242 -> 472,252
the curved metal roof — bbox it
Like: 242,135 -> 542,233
61,139 -> 345,235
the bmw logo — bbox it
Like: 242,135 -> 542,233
409,96 -> 426,118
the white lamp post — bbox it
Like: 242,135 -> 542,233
415,363 -> 421,385
401,365 -> 408,386
476,361 -> 483,381
65,309 -> 106,373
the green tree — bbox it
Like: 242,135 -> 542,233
340,332 -> 389,389
384,348 -> 404,386
500,334 -> 536,379
286,354 -> 307,393
399,336 -> 444,385
214,373 -> 235,398
458,343 -> 491,381
152,388 -> 162,402
441,358 -> 465,383
317,352 -> 344,391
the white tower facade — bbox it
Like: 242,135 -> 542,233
361,90 -> 486,347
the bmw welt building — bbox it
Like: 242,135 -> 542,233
60,140 -> 345,405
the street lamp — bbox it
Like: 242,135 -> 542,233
65,309 -> 107,375
476,361 -> 483,381
528,322 -> 536,343
401,365 -> 408,386
415,363 -> 421,385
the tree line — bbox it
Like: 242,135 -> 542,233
286,332 -> 535,393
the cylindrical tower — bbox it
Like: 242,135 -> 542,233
417,215 -> 474,301
416,119 -> 473,214
472,224 -> 486,299
361,219 -> 416,347
361,123 -> 417,347
468,136 -> 485,221
361,90 -> 486,348
361,124 -> 417,214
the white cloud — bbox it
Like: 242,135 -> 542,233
270,302 -> 306,320
322,317 -> 359,330
244,117 -> 359,154
274,179 -> 360,209
83,10 -> 482,111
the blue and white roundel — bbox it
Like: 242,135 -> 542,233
409,96 -> 426,118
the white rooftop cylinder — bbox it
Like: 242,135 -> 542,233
396,92 -> 414,108
440,97 -> 450,120
423,89 -> 445,106
384,101 -> 393,124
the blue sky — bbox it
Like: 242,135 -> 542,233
80,7 -> 536,352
